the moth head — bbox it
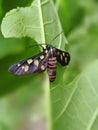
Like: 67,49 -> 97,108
46,44 -> 53,50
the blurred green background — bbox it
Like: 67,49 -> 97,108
0,0 -> 98,130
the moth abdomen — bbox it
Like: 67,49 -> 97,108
47,57 -> 57,82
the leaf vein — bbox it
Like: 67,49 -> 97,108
85,75 -> 98,98
86,106 -> 98,130
54,77 -> 80,121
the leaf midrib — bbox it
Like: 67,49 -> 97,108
38,0 -> 46,43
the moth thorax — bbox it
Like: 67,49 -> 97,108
49,47 -> 56,57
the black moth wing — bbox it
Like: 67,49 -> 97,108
56,49 -> 70,66
9,51 -> 48,75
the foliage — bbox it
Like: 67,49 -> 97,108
0,0 -> 98,130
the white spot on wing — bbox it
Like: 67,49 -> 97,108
62,52 -> 65,56
22,66 -> 24,69
40,55 -> 44,59
34,59 -> 39,66
24,65 -> 29,72
41,65 -> 45,70
17,64 -> 21,67
27,59 -> 33,64
66,53 -> 69,56
65,57 -> 67,63
60,54 -> 63,60
45,50 -> 48,53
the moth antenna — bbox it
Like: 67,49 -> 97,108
26,31 -> 63,49
49,31 -> 63,44
26,43 -> 46,49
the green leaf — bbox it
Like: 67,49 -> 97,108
1,0 -> 98,130
1,0 -> 67,50
52,60 -> 98,130
1,0 -> 68,130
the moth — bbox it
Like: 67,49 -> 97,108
9,33 -> 70,82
